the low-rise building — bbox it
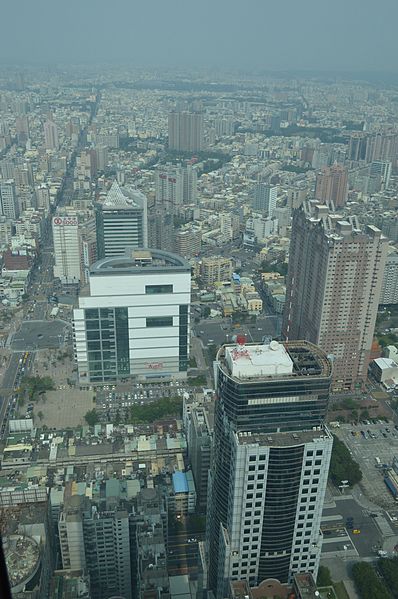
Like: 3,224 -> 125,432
169,471 -> 196,517
369,357 -> 398,388
200,256 -> 233,286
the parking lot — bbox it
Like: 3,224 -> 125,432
96,380 -> 191,422
192,314 -> 281,349
336,423 -> 398,508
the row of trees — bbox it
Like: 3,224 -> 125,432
128,396 -> 182,424
352,562 -> 393,599
329,434 -> 362,487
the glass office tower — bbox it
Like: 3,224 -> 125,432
206,340 -> 333,597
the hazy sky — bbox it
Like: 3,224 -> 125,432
1,0 -> 396,72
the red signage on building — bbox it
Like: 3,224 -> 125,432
146,362 -> 164,369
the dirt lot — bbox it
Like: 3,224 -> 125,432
32,347 -> 77,385
32,388 -> 95,429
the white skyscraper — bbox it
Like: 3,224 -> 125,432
207,341 -> 333,597
44,118 -> 59,150
380,251 -> 398,305
155,164 -> 197,210
95,181 -> 148,259
73,248 -> 191,383
58,495 -> 132,599
0,179 -> 19,220
52,214 -> 81,284
252,183 -> 277,218
36,184 -> 51,212
168,111 -> 203,152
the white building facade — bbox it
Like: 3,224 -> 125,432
380,251 -> 398,305
52,214 -> 81,284
73,249 -> 191,383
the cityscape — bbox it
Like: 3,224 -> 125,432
2,3 -> 398,599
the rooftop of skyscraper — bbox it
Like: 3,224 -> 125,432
217,340 -> 332,381
101,180 -> 146,209
236,427 -> 332,447
90,247 -> 191,275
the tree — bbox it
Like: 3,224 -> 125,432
352,562 -> 393,599
329,435 -> 362,487
201,306 -> 211,318
37,411 -> 44,421
21,376 -> 55,401
260,260 -> 288,277
378,557 -> 398,598
317,565 -> 332,587
188,375 -> 207,387
85,409 -> 99,427
207,344 -> 218,363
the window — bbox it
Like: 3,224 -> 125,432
249,456 -> 256,461
146,316 -> 173,327
145,284 -> 173,294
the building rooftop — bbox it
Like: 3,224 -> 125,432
101,180 -> 146,209
3,250 -> 31,271
4,534 -> 40,590
225,341 -> 293,378
218,340 -> 332,381
294,573 -> 321,598
374,357 -> 398,370
236,427 -> 332,448
172,471 -> 189,494
90,248 -> 191,275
